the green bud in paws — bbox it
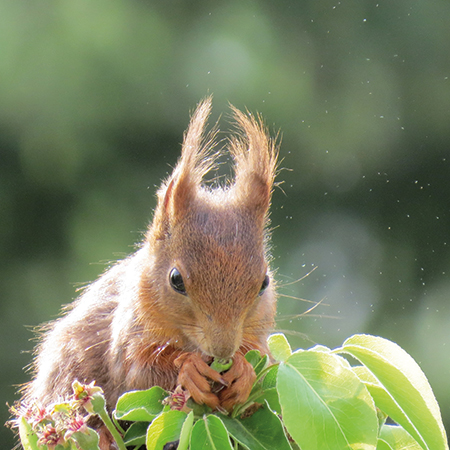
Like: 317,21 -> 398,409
210,358 -> 233,373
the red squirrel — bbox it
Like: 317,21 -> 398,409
22,97 -> 278,447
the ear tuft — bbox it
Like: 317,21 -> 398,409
178,95 -> 218,187
147,99 -> 279,243
229,105 -> 279,218
148,96 -> 217,241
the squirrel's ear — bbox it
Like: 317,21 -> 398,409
149,97 -> 216,240
229,106 -> 279,221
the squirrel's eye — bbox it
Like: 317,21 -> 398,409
169,268 -> 187,295
258,274 -> 270,296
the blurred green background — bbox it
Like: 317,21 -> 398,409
1,0 -> 450,446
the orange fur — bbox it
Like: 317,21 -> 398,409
22,98 -> 279,448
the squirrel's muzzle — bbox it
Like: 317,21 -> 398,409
209,342 -> 238,360
203,323 -> 243,359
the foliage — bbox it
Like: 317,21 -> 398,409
11,333 -> 448,450
2,1 -> 450,446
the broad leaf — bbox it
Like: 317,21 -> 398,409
71,428 -> 101,450
352,366 -> 410,435
245,350 -> 263,369
253,354 -> 269,376
177,411 -> 194,450
190,414 -> 233,450
114,386 -> 167,421
219,403 -> 291,450
18,417 -> 40,450
278,349 -> 378,450
123,421 -> 148,447
254,387 -> 281,415
379,424 -> 422,450
267,333 -> 292,362
146,410 -> 187,450
338,334 -> 448,450
261,364 -> 278,390
376,439 -> 393,450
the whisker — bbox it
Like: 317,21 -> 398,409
276,266 -> 318,288
277,313 -> 340,321
274,328 -> 316,342
281,296 -> 327,318
277,293 -> 328,305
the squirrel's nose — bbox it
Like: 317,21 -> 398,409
211,345 -> 235,360
208,331 -> 241,359
202,316 -> 243,358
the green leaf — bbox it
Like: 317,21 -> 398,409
278,349 -> 378,450
267,333 -> 292,362
379,425 -> 422,450
71,428 -> 101,450
186,398 -> 212,417
18,417 -> 40,450
123,421 -> 148,447
253,354 -> 269,376
376,439 -> 394,450
261,364 -> 278,390
190,414 -> 233,450
310,344 -> 333,354
253,387 -> 281,415
114,386 -> 168,421
352,366 -> 408,433
177,411 -> 194,450
219,403 -> 291,450
245,350 -> 262,369
338,334 -> 448,450
146,410 -> 187,450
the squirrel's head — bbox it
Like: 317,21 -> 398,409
144,97 -> 279,359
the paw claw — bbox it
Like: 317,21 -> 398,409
218,352 -> 256,412
176,353 -> 221,409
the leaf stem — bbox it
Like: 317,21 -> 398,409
97,409 -> 127,450
254,362 -> 279,385
112,413 -> 125,434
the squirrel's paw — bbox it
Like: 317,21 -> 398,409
219,352 -> 256,412
175,353 -> 226,410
